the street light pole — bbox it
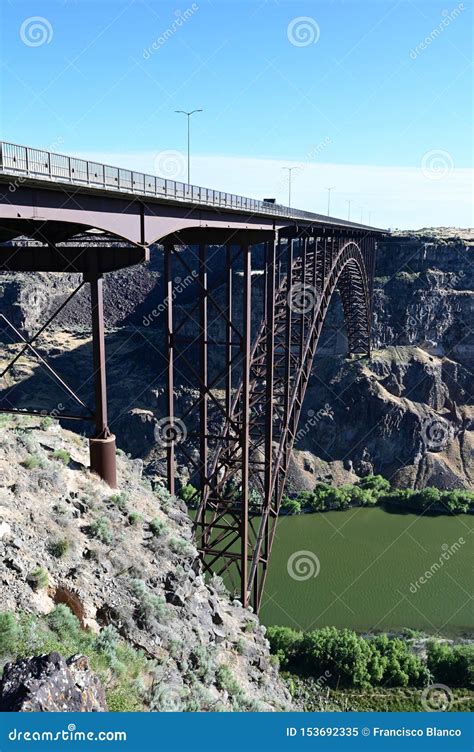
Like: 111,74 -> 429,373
326,187 -> 335,216
175,109 -> 203,184
282,167 -> 297,209
346,199 -> 352,220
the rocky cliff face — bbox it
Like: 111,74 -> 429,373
0,416 -> 291,711
0,229 -> 472,490
293,229 -> 473,490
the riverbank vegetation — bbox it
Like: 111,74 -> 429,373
279,476 -> 473,516
267,625 -> 474,691
179,476 -> 473,516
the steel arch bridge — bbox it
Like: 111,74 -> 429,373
0,141 -> 382,611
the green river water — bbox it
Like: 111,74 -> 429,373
260,508 -> 473,635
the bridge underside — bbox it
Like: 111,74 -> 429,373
0,196 -> 377,611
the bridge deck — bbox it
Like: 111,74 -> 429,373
0,140 -> 383,234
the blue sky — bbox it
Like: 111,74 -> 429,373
1,0 -> 472,228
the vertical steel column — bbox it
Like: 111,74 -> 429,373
225,244 -> 233,435
199,243 -> 208,505
88,271 -> 117,488
240,242 -> 251,607
300,237 -> 307,359
258,234 -> 277,611
164,244 -> 175,495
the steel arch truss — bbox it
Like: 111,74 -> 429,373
164,228 -> 377,611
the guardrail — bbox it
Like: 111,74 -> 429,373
0,141 -> 376,230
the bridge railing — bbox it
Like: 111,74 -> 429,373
0,140 -> 376,230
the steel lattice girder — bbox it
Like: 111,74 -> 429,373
163,229 -> 376,611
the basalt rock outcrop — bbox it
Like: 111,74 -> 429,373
0,653 -> 107,712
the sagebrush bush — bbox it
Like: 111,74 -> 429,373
48,537 -> 70,558
130,579 -> 168,628
149,517 -> 167,537
27,567 -> 49,591
51,449 -> 70,465
89,516 -> 114,545
21,455 -> 42,470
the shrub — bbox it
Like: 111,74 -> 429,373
357,475 -> 390,493
169,537 -> 194,557
27,567 -> 49,591
149,517 -> 167,537
427,641 -> 474,687
215,664 -> 241,695
47,604 -> 80,639
51,449 -> 70,465
266,626 -> 303,668
89,516 -> 114,545
128,511 -> 142,526
110,492 -> 128,512
48,537 -> 70,558
281,496 -> 302,514
95,625 -> 120,655
21,455 -> 42,470
0,612 -> 18,654
179,483 -> 199,505
130,579 -> 167,628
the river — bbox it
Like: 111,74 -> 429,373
260,507 -> 473,635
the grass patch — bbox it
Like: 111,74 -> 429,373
27,567 -> 49,591
47,538 -> 70,559
109,492 -> 128,512
21,455 -> 42,470
88,517 -> 114,545
51,449 -> 70,465
149,517 -> 167,537
128,511 -> 142,526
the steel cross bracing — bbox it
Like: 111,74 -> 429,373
163,228 -> 376,611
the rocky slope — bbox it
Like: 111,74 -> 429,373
0,228 -> 472,490
0,415 -> 291,711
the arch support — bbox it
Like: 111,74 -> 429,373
189,231 -> 376,611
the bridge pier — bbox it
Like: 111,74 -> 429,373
87,271 -> 117,489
